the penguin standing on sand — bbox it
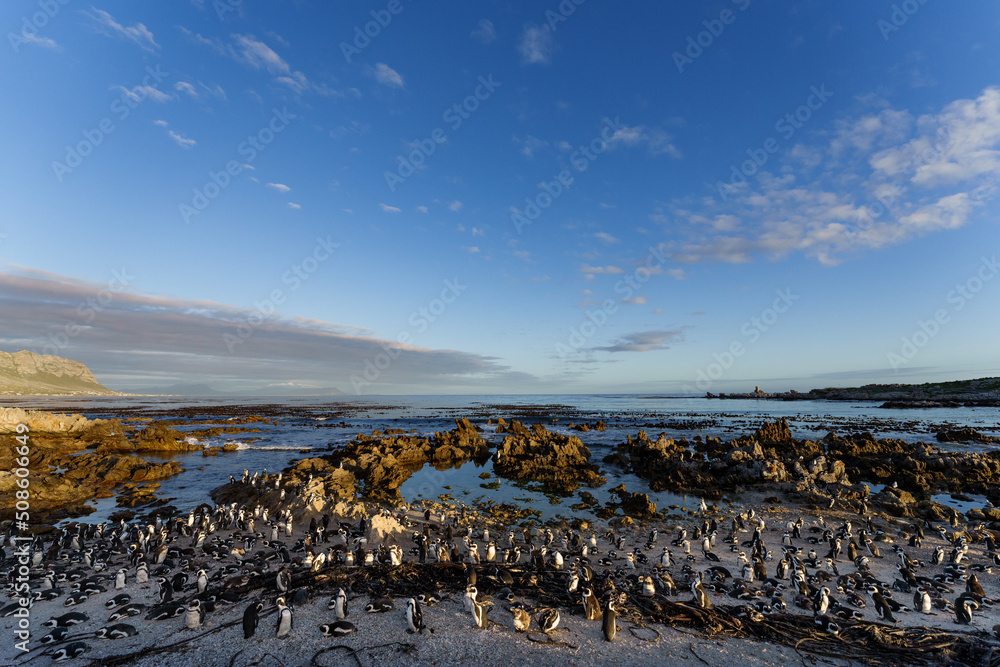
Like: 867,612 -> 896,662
276,597 -> 293,638
693,574 -> 713,609
867,586 -> 896,623
243,600 -> 263,639
406,598 -> 427,634
956,598 -> 977,625
184,599 -> 204,630
332,588 -> 349,620
583,587 -> 601,620
602,599 -> 618,641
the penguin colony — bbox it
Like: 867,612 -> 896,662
2,470 -> 999,664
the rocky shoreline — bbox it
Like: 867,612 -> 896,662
2,406 -> 1000,666
704,376 -> 1000,407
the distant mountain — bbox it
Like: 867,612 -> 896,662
132,383 -> 224,396
0,350 -> 120,396
133,382 -> 346,396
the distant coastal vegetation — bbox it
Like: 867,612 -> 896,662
706,377 -> 1000,406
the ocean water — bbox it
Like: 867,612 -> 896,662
4,394 -> 997,524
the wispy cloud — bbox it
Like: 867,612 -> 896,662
287,202 -> 301,209
380,203 -> 402,213
83,7 -> 158,51
113,84 -> 171,104
471,19 -> 497,43
595,232 -> 620,244
267,183 -> 291,193
518,24 -> 554,65
449,200 -> 463,212
167,130 -> 196,149
593,329 -> 685,353
373,63 -> 404,88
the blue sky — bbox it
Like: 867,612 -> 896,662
1,0 -> 999,395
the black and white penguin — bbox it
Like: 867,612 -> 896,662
537,608 -> 560,634
243,600 -> 263,639
582,587 -> 602,620
276,567 -> 290,593
814,615 -> 840,636
106,593 -> 131,609
406,598 -> 426,634
109,604 -> 147,622
43,612 -> 88,628
276,597 -> 293,638
867,586 -> 896,623
470,598 -> 490,629
365,597 -> 394,613
332,588 -> 349,620
319,621 -> 356,637
955,598 -> 976,625
52,642 -> 88,662
39,627 -> 70,644
185,599 -> 205,629
95,623 -> 139,639
693,575 -> 713,609
602,599 -> 617,641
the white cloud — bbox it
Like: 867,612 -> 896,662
380,203 -> 402,213
267,183 -> 291,193
233,33 -> 289,73
471,19 -> 497,43
19,32 -> 59,50
668,87 -> 1000,266
471,227 -> 485,236
518,25 -> 554,65
516,135 -> 548,158
595,232 -> 620,244
287,202 -> 301,210
619,296 -> 647,305
83,8 -> 158,51
114,84 -> 171,104
449,200 -> 463,212
168,130 -> 196,149
152,119 -> 168,127
463,246 -> 480,253
373,63 -> 404,88
605,122 -> 682,158
592,330 -> 685,353
580,264 -> 624,279
174,81 -> 198,98
416,205 -> 429,213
